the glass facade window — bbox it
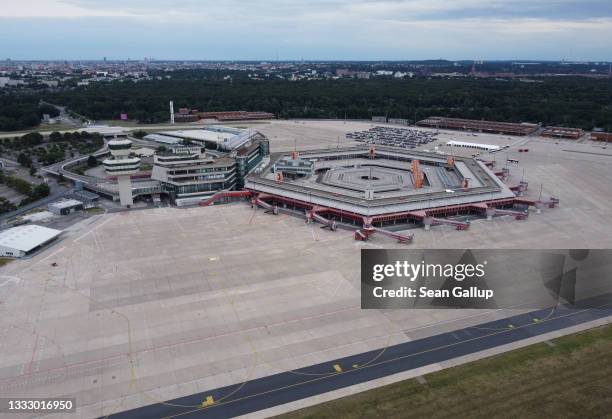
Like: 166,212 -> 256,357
177,182 -> 226,195
109,143 -> 132,150
104,166 -> 140,173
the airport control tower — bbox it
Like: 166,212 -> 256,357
103,138 -> 140,207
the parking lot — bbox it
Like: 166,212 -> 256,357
346,126 -> 438,148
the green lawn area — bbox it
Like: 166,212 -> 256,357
35,123 -> 79,132
97,120 -> 141,127
277,324 -> 612,419
0,123 -> 78,136
0,257 -> 14,267
85,207 -> 105,214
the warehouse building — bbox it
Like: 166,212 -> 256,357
418,117 -> 538,136
0,225 -> 62,257
542,127 -> 583,140
591,131 -> 612,142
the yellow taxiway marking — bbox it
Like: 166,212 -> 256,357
159,302 -> 612,419
202,396 -> 214,407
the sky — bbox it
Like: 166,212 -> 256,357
0,0 -> 611,61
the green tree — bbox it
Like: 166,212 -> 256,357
49,131 -> 63,142
37,104 -> 60,119
5,175 -> 32,196
32,183 -> 50,199
133,130 -> 148,139
20,132 -> 43,148
0,197 -> 16,214
87,155 -> 98,167
17,152 -> 32,168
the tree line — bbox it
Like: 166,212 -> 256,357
41,75 -> 612,130
2,73 -> 611,131
0,170 -> 50,209
0,94 -> 59,131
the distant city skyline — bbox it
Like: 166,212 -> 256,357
1,0 -> 611,61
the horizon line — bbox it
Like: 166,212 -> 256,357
3,58 -> 612,63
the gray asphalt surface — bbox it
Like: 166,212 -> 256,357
108,293 -> 612,419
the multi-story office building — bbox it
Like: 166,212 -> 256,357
150,130 -> 269,206
152,147 -> 237,204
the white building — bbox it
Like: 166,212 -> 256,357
144,126 -> 266,152
446,140 -> 502,152
151,146 -> 237,204
103,138 -> 140,206
83,125 -> 129,140
0,225 -> 62,258
48,199 -> 84,215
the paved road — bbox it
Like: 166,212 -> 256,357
109,293 -> 612,419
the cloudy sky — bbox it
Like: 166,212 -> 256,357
1,0 -> 611,61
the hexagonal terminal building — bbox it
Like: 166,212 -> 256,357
245,145 -> 518,228
103,138 -> 141,207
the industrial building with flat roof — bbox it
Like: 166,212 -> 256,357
170,109 -> 275,122
198,111 -> 275,121
591,132 -> 612,142
417,116 -> 538,136
542,126 -> 584,140
0,225 -> 62,257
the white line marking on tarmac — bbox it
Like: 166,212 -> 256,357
74,214 -> 117,242
0,275 -> 21,288
38,247 -> 65,264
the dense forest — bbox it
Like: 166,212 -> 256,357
42,74 -> 612,130
0,94 -> 59,131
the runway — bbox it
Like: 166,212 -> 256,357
108,293 -> 612,419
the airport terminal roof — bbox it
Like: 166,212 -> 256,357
133,147 -> 155,157
81,125 -> 128,135
0,225 -> 62,252
147,126 -> 260,151
108,139 -> 133,146
143,134 -> 182,145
